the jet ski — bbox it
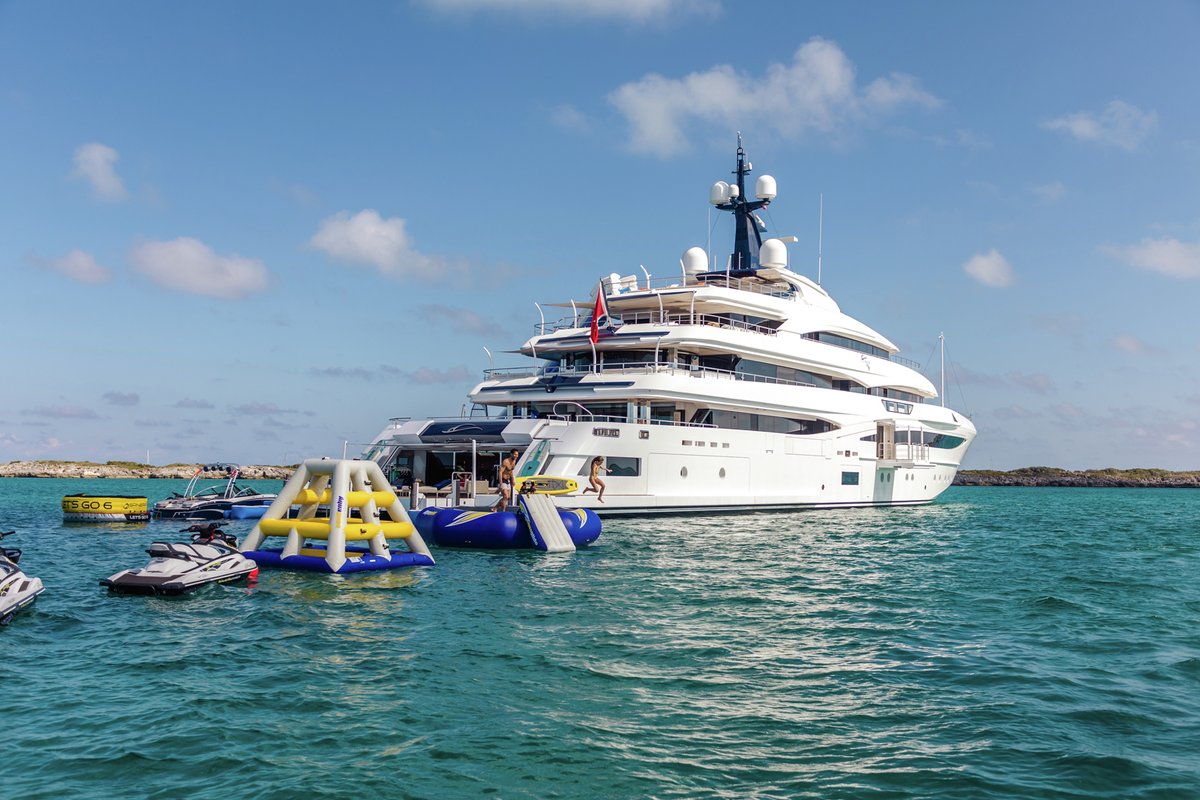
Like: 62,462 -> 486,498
101,523 -> 259,596
1,531 -> 45,626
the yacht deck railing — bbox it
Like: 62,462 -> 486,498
533,309 -> 923,372
484,361 -> 820,388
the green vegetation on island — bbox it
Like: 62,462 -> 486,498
955,467 -> 1200,487
0,461 -> 294,479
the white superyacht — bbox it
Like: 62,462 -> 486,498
365,140 -> 975,515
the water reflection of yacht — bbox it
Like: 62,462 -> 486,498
365,140 -> 975,515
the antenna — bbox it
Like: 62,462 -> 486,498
707,206 -> 712,271
939,332 -> 945,407
817,193 -> 824,285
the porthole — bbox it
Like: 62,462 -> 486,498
719,468 -> 726,478
681,466 -> 688,478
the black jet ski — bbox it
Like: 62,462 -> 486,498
101,523 -> 258,596
1,531 -> 45,625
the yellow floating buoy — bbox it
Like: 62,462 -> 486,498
62,494 -> 150,523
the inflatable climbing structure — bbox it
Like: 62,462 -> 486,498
240,458 -> 435,573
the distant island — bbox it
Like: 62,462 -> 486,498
0,461 -> 293,480
954,467 -> 1200,488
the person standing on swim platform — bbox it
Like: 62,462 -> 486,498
497,449 -> 519,511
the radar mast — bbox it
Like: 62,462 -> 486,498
709,133 -> 774,277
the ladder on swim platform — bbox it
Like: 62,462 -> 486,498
517,493 -> 576,553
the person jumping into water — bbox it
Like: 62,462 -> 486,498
581,455 -> 609,503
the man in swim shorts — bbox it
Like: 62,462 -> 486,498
497,448 -> 519,511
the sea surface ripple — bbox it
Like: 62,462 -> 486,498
1,479 -> 1197,798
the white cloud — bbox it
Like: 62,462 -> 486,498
380,364 -> 473,384
1008,372 -> 1054,394
1114,334 -> 1153,355
21,405 -> 101,419
130,237 -> 269,299
607,38 -> 940,156
232,402 -> 299,416
70,142 -> 128,201
173,398 -> 215,409
36,249 -> 112,284
102,392 -> 139,406
962,249 -> 1014,288
310,209 -> 461,280
1033,181 -> 1065,203
551,104 -> 588,131
1042,100 -> 1158,151
417,304 -> 506,336
1101,237 -> 1200,279
420,0 -> 718,22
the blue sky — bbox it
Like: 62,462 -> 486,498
2,0 -> 1199,470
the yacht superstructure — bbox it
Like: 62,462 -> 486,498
365,141 -> 975,515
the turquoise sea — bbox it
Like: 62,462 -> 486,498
1,478 -> 1197,799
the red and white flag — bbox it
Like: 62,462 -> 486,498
589,282 -> 610,344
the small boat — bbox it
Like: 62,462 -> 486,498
100,523 -> 258,596
0,531 -> 45,625
152,463 -> 276,520
62,494 -> 150,522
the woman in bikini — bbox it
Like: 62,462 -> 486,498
582,455 -> 608,502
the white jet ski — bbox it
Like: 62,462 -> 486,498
101,523 -> 259,596
1,531 -> 45,626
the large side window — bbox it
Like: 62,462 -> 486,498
577,456 -> 641,477
841,471 -> 859,486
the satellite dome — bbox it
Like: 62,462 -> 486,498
760,238 -> 788,269
755,175 -> 777,201
709,181 -> 731,206
681,247 -> 708,276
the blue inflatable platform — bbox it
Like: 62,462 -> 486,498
413,506 -> 601,549
243,544 -> 435,573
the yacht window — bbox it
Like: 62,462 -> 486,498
894,431 -> 966,449
883,400 -> 914,414
841,471 -> 860,485
602,350 -> 657,367
650,404 -> 676,423
884,390 -> 922,404
810,332 -> 891,360
693,408 -> 835,435
928,434 -> 965,449
577,456 -> 640,477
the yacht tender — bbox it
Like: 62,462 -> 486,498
364,141 -> 975,515
152,463 -> 276,520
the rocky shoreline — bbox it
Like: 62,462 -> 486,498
0,461 -> 293,480
954,467 -> 1200,488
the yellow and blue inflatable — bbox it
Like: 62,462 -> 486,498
239,459 -> 435,573
414,506 -> 600,549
